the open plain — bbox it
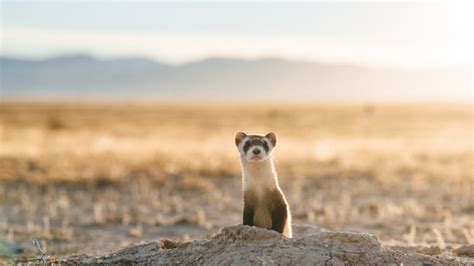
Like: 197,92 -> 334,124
0,103 -> 472,263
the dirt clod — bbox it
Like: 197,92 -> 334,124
158,239 -> 180,249
416,245 -> 442,256
453,244 -> 474,257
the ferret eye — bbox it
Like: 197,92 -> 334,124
263,141 -> 269,152
243,141 -> 251,153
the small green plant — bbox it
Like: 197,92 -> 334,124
0,240 -> 14,265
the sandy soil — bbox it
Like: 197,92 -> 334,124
20,225 -> 474,265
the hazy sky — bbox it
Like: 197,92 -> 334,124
1,2 -> 472,67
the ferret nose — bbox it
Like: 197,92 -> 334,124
253,148 -> 261,155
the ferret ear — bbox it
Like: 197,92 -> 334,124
265,132 -> 277,147
235,131 -> 247,146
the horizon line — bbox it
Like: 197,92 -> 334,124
1,99 -> 473,105
1,52 -> 471,70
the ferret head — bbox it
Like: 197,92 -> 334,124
234,131 -> 277,163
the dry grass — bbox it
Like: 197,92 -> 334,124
0,102 -> 472,259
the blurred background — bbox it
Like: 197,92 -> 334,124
0,2 -> 472,261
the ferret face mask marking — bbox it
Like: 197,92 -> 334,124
235,132 -> 277,163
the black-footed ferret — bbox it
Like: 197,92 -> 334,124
234,131 -> 292,238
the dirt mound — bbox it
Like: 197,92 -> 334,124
47,225 -> 467,265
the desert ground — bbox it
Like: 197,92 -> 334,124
0,103 -> 472,263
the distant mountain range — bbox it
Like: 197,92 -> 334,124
0,54 -> 471,101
